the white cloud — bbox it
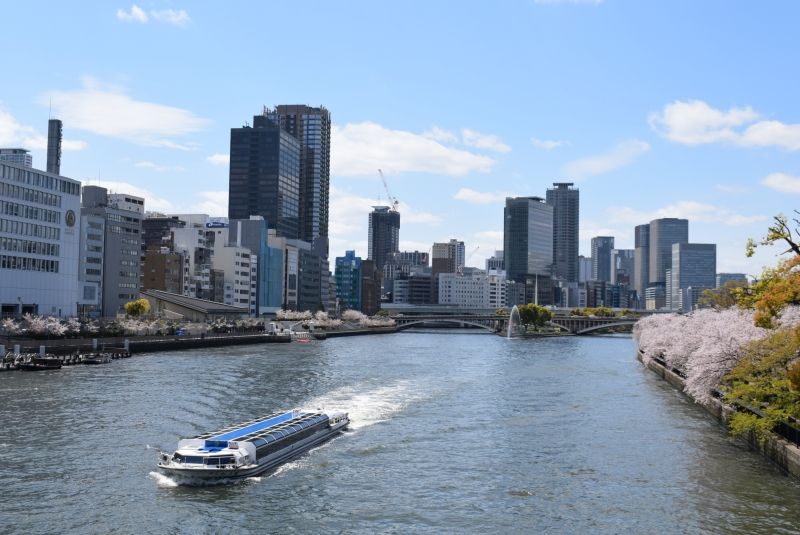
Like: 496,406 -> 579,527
82,180 -> 174,212
423,126 -> 458,143
0,106 -> 87,152
329,186 -> 440,237
607,201 -> 767,227
461,129 -> 511,153
43,77 -> 208,150
761,172 -> 800,194
191,191 -> 228,216
650,99 -> 800,151
332,122 -> 495,177
453,188 -> 515,205
116,5 -> 148,23
475,230 -> 504,242
531,137 -> 567,150
562,139 -> 650,180
134,161 -> 185,173
117,5 -> 190,26
150,9 -> 190,26
206,153 -> 230,166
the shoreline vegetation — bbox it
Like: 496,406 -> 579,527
635,212 -> 800,476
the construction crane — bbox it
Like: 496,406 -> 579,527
457,245 -> 480,275
378,168 -> 399,212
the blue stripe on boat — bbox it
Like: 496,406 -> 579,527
206,411 -> 296,444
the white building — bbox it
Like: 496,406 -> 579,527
438,272 -> 490,309
207,226 -> 258,315
0,161 -> 81,317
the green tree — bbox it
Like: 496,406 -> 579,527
124,298 -> 151,317
746,211 -> 800,258
495,308 -> 509,316
518,303 -> 553,328
698,280 -> 748,310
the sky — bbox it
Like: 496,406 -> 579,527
1,0 -> 799,276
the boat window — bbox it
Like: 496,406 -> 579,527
183,456 -> 204,464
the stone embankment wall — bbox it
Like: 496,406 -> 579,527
638,350 -> 800,480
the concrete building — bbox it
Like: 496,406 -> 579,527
228,114 -> 301,239
0,149 -> 32,168
670,243 -> 716,312
633,223 -> 650,303
263,105 -> 331,253
80,186 -> 144,317
46,119 -> 62,175
504,196 -> 553,305
392,274 -> 432,305
546,182 -> 579,282
77,211 -> 104,317
610,249 -> 635,285
360,259 -> 381,316
431,239 -> 465,304
335,250 -> 362,312
578,255 -> 592,283
486,250 -> 504,272
648,218 -> 688,285
142,215 -> 185,249
206,225 -> 258,313
0,161 -> 81,317
142,247 -> 184,296
229,217 -> 284,315
367,205 -> 400,273
590,236 -> 614,282
438,272 -> 490,309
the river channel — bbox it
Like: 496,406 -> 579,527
1,332 -> 799,534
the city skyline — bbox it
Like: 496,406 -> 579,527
0,2 -> 797,275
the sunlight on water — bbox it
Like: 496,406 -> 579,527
304,380 -> 421,430
148,471 -> 178,488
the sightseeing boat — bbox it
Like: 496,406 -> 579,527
158,409 -> 349,483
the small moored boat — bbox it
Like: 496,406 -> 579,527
17,356 -> 62,371
158,408 -> 349,484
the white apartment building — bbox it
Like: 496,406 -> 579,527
0,161 -> 81,317
208,226 -> 258,315
438,272 -> 490,309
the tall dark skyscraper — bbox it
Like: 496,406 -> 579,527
368,206 -> 400,272
633,223 -> 650,299
46,119 -> 62,175
546,182 -> 579,283
591,236 -> 615,282
504,196 -> 553,304
264,105 -> 331,254
228,115 -> 301,239
648,218 -> 689,285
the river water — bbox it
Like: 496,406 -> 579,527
1,332 -> 799,534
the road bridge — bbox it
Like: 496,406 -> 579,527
392,314 -> 640,335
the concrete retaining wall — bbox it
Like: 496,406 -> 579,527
638,351 -> 800,480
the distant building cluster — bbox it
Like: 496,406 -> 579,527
0,111 -> 733,319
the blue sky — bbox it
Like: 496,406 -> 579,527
2,1 -> 799,275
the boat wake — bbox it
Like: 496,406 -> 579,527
148,471 -> 178,488
304,380 -> 423,431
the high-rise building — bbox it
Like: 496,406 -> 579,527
0,161 -> 81,318
229,217 -> 284,314
80,186 -> 144,317
546,182 -> 579,282
263,105 -> 331,253
228,115 -> 301,239
633,223 -> 650,300
46,119 -> 62,175
610,249 -> 635,284
430,239 -> 465,303
503,196 -> 553,305
670,243 -> 716,312
0,148 -> 32,168
649,218 -> 689,285
578,255 -> 592,283
367,206 -> 400,272
590,236 -> 614,282
335,250 -> 362,312
360,259 -> 381,315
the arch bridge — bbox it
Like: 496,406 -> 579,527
392,314 -> 639,335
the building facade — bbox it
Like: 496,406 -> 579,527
633,223 -> 650,302
546,182 -> 579,282
648,218 -> 689,285
228,115 -> 301,239
263,105 -> 331,253
0,149 -> 32,168
335,250 -> 362,312
0,161 -> 81,317
503,196 -> 553,305
367,206 -> 400,273
670,243 -> 716,312
590,236 -> 614,282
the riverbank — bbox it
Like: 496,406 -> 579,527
638,350 -> 800,480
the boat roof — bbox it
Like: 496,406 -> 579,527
192,410 -> 329,450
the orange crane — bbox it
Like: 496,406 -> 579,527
378,168 -> 399,212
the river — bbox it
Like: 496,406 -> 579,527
1,332 -> 799,534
